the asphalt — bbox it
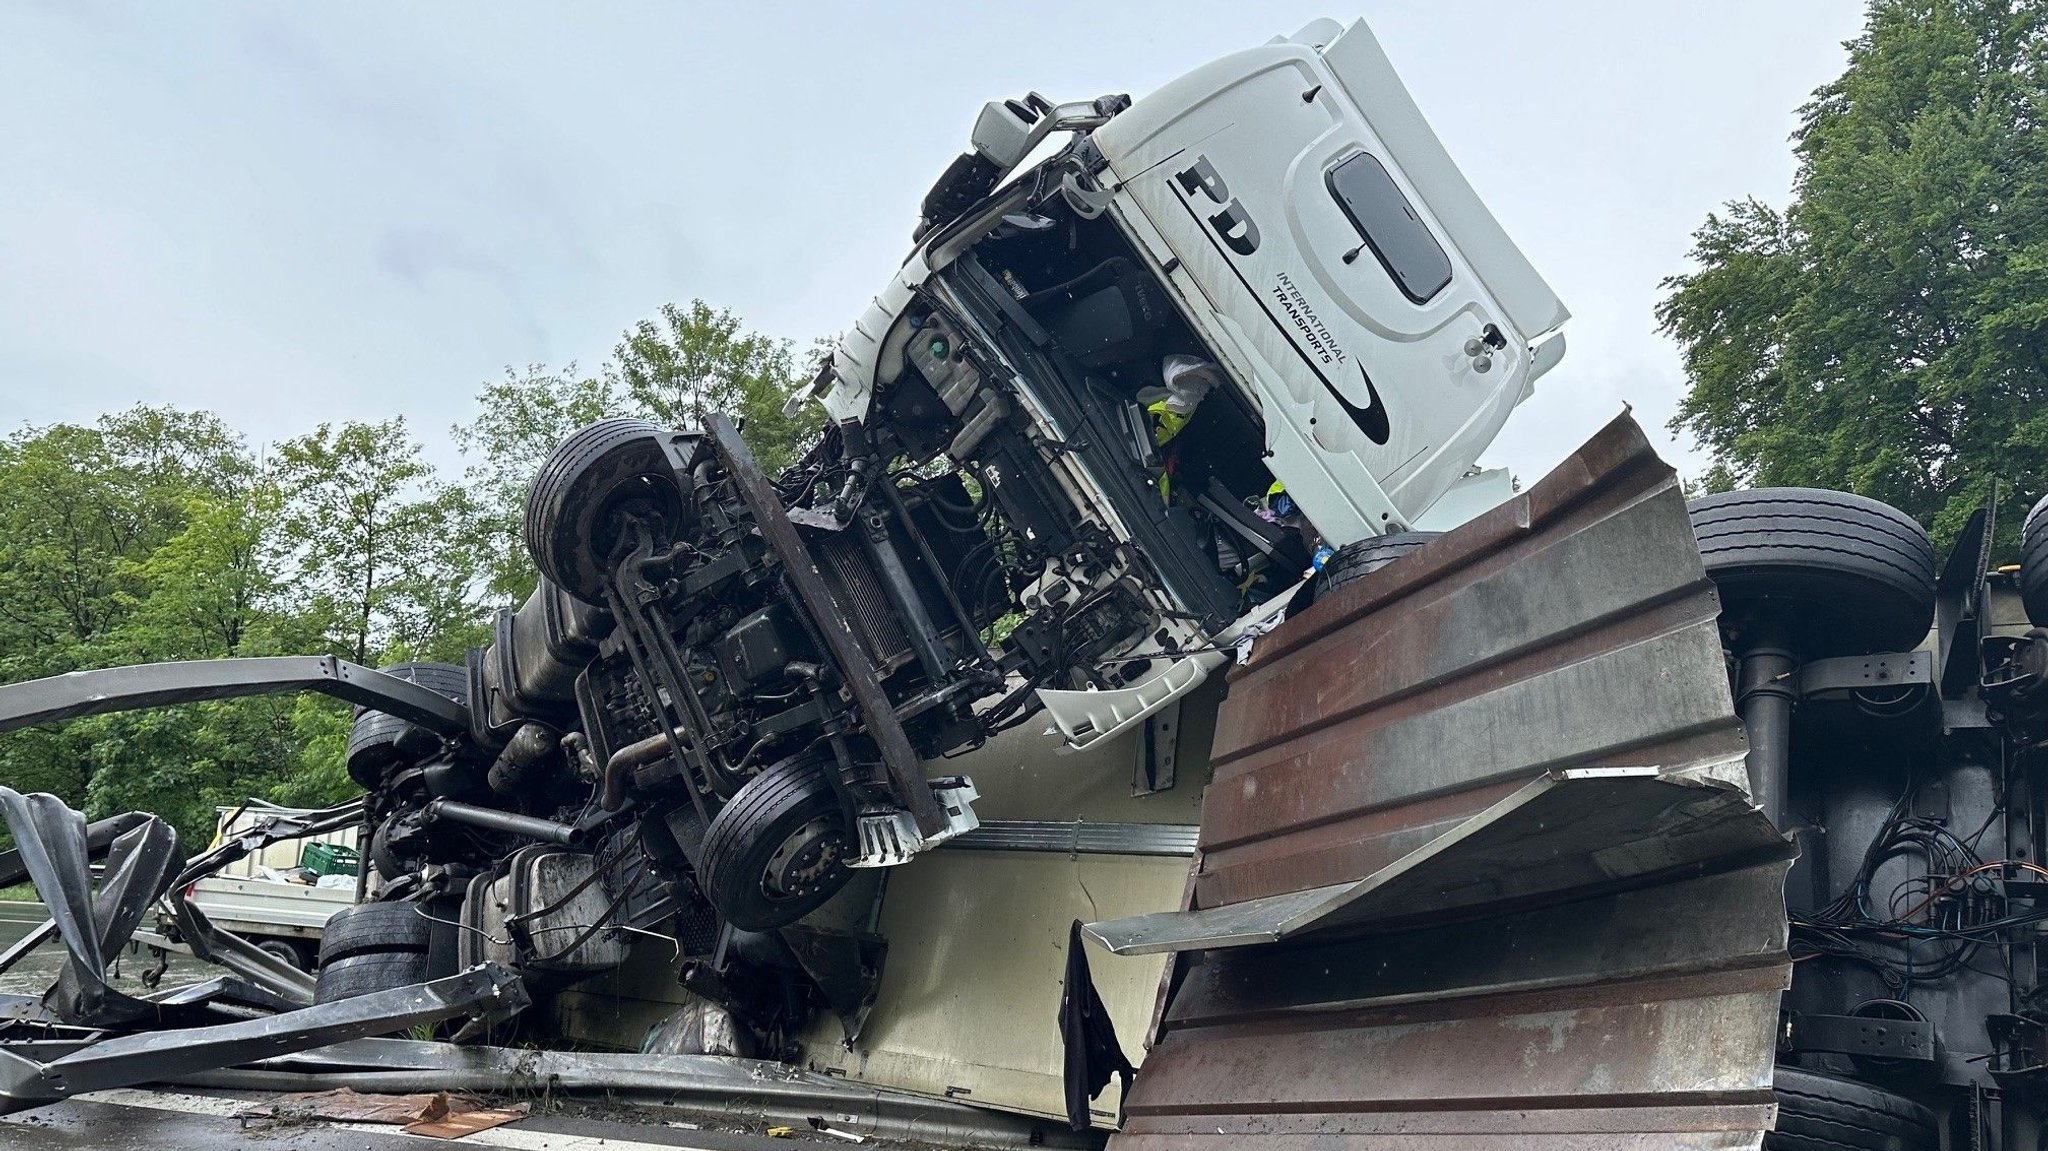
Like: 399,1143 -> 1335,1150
1,1087 -> 939,1150
0,901 -> 216,1000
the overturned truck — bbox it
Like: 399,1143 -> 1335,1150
5,12 -> 1566,1044
4,13 -> 2047,1151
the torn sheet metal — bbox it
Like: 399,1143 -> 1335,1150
1091,412 -> 1793,1150
0,789 -> 181,1028
1084,767 -> 1784,955
164,799 -> 371,1005
0,787 -> 333,1013
0,812 -> 150,890
0,964 -> 528,1114
0,655 -> 471,736
1115,862 -> 1788,1150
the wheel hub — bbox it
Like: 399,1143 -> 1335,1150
760,814 -> 844,902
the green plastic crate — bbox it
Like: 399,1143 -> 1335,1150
300,841 -> 362,877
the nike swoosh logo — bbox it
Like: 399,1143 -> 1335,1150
1323,364 -> 1390,446
1164,183 -> 1393,448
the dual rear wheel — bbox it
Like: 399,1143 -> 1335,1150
1687,487 -> 1936,657
313,901 -> 434,1003
1687,493 -> 1935,1150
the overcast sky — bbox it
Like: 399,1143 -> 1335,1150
1,1 -> 1867,487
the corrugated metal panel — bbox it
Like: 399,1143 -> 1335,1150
1084,768 -> 1783,955
1098,412 -> 1793,1149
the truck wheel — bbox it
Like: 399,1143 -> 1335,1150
1314,531 -> 1442,598
2020,492 -> 2048,625
318,901 -> 433,965
524,418 -> 686,604
314,949 -> 432,1003
346,662 -> 469,790
699,758 -> 853,931
255,938 -> 310,972
1767,1067 -> 1937,1151
1689,487 -> 1935,658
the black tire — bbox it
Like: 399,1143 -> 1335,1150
1689,487 -> 1936,658
1766,1066 -> 1937,1151
1314,531 -> 1443,598
255,938 -> 309,972
2020,492 -> 2048,625
524,417 -> 686,604
699,758 -> 852,931
314,949 -> 431,1004
346,662 -> 469,790
318,901 -> 432,965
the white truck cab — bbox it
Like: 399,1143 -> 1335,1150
1094,17 -> 1568,541
813,16 -> 1567,752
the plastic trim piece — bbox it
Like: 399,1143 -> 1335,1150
943,820 -> 1199,858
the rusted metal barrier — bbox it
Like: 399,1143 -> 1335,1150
1088,412 -> 1792,1149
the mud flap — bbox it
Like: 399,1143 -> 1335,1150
1086,412 -> 1792,1149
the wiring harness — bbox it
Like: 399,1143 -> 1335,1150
1790,766 -> 2044,996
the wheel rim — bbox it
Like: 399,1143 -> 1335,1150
760,814 -> 845,904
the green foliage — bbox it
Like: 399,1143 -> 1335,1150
271,418 -> 490,664
1659,0 -> 2048,551
0,408 -> 337,847
610,299 -> 822,473
107,492 -> 276,662
0,301 -> 810,849
0,408 -> 247,665
0,409 -> 469,846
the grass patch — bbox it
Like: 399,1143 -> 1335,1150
0,883 -> 40,903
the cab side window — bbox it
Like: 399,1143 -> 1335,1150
1327,152 -> 1452,304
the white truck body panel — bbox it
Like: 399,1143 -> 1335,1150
1093,17 -> 1565,538
185,874 -> 353,940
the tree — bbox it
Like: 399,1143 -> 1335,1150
1658,0 -> 2048,549
611,300 -> 822,472
0,408 -> 310,848
0,408 -> 251,663
104,491 -> 278,662
80,483 -> 338,842
271,419 -> 489,665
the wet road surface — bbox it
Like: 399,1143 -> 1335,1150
0,901 -> 216,999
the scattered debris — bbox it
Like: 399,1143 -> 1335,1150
403,1104 -> 531,1139
807,1115 -> 868,1142
234,1086 -> 529,1139
237,1086 -> 449,1125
